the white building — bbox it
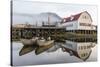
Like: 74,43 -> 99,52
58,11 -> 96,31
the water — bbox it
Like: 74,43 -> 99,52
12,41 -> 97,66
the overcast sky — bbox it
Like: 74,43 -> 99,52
12,0 -> 97,25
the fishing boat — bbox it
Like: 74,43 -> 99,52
35,37 -> 54,55
20,37 -> 38,45
37,37 -> 54,46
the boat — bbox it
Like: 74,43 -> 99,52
34,37 -> 54,55
37,40 -> 54,46
20,37 -> 38,45
37,37 -> 54,46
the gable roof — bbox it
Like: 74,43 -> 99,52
64,13 -> 81,22
62,11 -> 88,23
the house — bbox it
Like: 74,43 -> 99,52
59,11 -> 96,34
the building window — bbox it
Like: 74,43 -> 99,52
66,24 -> 73,27
80,23 -> 91,26
84,16 -> 87,19
81,46 -> 83,50
84,46 -> 86,49
82,15 -> 88,19
79,46 -> 81,50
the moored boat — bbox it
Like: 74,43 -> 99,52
36,37 -> 54,46
37,40 -> 54,46
20,37 -> 38,45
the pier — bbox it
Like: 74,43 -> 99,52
11,26 -> 97,41
12,26 -> 66,41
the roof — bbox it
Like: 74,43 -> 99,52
62,11 -> 86,23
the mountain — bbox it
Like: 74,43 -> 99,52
13,12 -> 62,26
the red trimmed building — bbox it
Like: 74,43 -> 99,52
58,11 -> 96,34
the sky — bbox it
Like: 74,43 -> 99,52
12,0 -> 97,25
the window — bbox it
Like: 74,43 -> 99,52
80,23 -> 91,26
84,16 -> 87,19
81,53 -> 85,57
81,46 -> 83,50
82,15 -> 88,19
79,46 -> 81,50
84,46 -> 86,49
66,24 -> 73,27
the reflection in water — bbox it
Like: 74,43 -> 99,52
35,44 -> 53,55
19,45 -> 37,56
60,40 -> 95,61
46,42 -> 61,52
18,38 -> 96,61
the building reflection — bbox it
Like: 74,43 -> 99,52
60,39 -> 96,61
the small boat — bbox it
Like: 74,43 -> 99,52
37,37 -> 54,46
20,37 -> 38,45
37,40 -> 54,46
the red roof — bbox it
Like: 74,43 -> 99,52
63,12 -> 82,23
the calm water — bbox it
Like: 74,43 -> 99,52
12,41 -> 97,66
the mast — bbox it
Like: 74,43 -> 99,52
48,15 -> 51,37
48,15 -> 50,25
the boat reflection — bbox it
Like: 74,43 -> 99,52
46,42 -> 61,52
35,44 -> 54,55
19,38 -> 96,61
19,45 -> 37,56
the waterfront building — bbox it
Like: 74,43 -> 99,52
59,11 -> 97,34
